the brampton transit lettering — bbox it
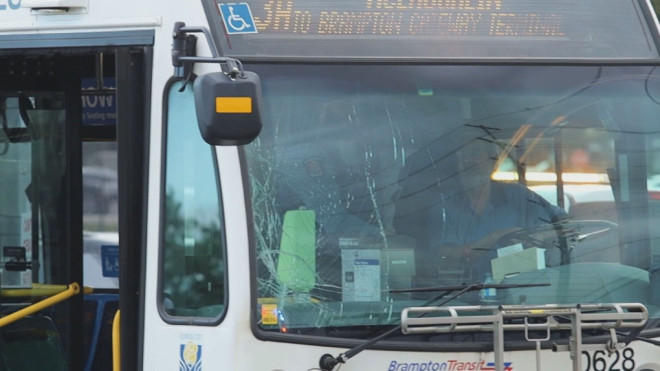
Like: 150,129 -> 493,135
388,360 -> 513,371
250,0 -> 564,37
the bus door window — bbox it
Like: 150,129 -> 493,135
158,80 -> 227,322
0,89 -> 73,370
81,72 -> 119,291
0,93 -> 67,286
80,72 -> 120,371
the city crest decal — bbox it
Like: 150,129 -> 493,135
180,341 -> 202,371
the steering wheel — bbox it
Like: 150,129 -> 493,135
495,219 -> 618,264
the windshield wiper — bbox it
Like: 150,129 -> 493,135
390,282 -> 550,294
317,282 -> 551,371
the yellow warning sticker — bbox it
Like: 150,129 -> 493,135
261,304 -> 278,325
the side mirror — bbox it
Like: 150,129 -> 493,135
193,71 -> 263,146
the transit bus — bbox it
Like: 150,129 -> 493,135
1,0 -> 660,370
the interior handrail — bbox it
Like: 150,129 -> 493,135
113,310 -> 121,371
0,282 -> 80,328
1,282 -> 93,298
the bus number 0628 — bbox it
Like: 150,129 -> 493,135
582,348 -> 635,371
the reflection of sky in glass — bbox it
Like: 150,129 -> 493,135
166,82 -> 219,221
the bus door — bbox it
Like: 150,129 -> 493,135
0,45 -> 148,371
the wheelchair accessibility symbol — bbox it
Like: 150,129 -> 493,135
218,3 -> 258,34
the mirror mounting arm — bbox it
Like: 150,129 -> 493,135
171,22 -> 243,79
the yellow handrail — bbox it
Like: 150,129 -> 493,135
1,283 -> 93,297
0,282 -> 80,328
112,310 -> 121,371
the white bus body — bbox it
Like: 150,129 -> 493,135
1,0 -> 660,370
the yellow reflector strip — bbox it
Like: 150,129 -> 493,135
216,97 -> 252,113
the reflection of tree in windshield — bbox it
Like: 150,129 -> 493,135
163,190 -> 224,312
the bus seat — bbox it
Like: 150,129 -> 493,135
277,210 -> 317,294
83,293 -> 119,371
0,315 -> 67,371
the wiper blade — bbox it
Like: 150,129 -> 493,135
390,282 -> 550,294
318,281 -> 551,371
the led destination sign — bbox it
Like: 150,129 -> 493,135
252,0 -> 564,37
212,0 -> 659,59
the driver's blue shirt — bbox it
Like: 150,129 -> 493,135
428,181 -> 566,278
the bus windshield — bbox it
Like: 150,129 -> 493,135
244,64 -> 660,343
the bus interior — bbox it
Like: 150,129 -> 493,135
0,46 -> 147,371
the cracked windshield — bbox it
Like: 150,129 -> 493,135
244,64 -> 660,341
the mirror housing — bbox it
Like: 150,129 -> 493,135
193,71 -> 263,145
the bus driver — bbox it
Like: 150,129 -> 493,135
426,135 -> 567,283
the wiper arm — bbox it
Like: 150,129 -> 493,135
318,283 -> 476,371
619,317 -> 660,348
318,281 -> 550,371
618,330 -> 660,346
